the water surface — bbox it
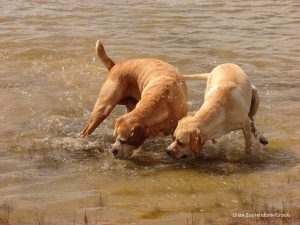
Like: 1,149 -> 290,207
1,0 -> 300,224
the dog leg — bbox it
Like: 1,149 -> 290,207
80,80 -> 124,137
249,85 -> 259,137
125,104 -> 136,112
119,97 -> 138,112
250,120 -> 269,146
248,85 -> 268,145
242,120 -> 252,155
250,120 -> 258,137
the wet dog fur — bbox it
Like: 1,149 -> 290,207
80,40 -> 189,159
167,63 -> 268,159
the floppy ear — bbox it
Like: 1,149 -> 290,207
131,123 -> 145,138
189,129 -> 203,153
130,123 -> 147,146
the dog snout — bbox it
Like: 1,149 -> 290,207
182,154 -> 188,159
166,147 -> 176,158
112,148 -> 119,156
166,149 -> 172,156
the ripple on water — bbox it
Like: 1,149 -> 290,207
16,48 -> 58,60
1,1 -> 300,224
10,125 -> 298,179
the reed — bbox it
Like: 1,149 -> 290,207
0,216 -> 10,225
186,213 -> 201,225
34,211 -> 46,225
0,202 -> 11,225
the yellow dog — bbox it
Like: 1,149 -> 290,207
167,63 -> 268,159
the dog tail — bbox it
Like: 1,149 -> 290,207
248,85 -> 259,120
182,73 -> 210,80
95,40 -> 115,71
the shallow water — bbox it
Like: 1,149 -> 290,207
1,0 -> 300,224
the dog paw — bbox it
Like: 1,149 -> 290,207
259,135 -> 268,145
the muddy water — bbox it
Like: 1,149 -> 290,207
1,0 -> 300,224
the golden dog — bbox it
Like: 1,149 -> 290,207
80,40 -> 190,159
167,63 -> 268,159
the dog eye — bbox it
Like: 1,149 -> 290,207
119,139 -> 127,144
177,140 -> 184,146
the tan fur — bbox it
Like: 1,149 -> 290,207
81,40 -> 188,159
167,63 -> 268,159
182,73 -> 210,80
95,41 -> 115,71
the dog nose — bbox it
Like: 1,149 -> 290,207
182,154 -> 188,159
112,148 -> 119,156
166,149 -> 172,155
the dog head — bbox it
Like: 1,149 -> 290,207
112,116 -> 147,159
166,117 -> 204,159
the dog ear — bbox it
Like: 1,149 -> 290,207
131,123 -> 145,137
189,129 -> 203,153
130,123 -> 147,146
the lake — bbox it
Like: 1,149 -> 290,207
1,0 -> 299,224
